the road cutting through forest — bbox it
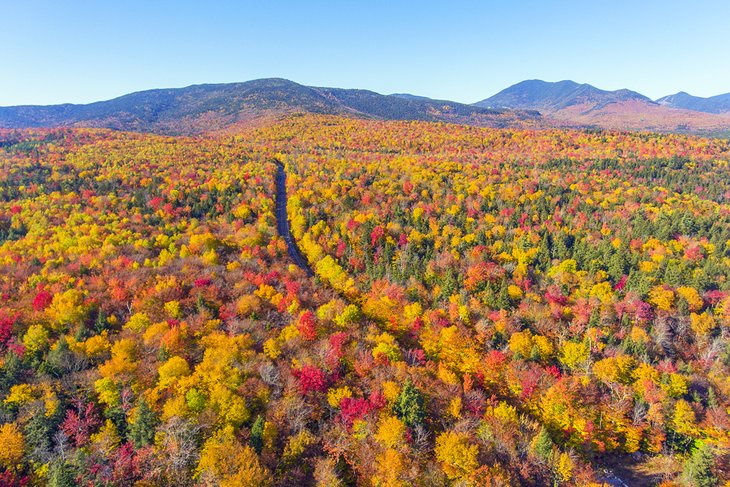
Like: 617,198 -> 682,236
274,160 -> 314,276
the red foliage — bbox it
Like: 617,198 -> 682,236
546,365 -> 562,379
8,342 -> 25,357
0,310 -> 17,345
297,310 -> 317,341
293,365 -> 327,394
346,218 -> 359,232
32,289 -> 53,311
336,239 -> 347,257
368,390 -> 386,410
705,290 -> 726,305
61,401 -> 101,447
273,295 -> 288,313
325,332 -> 348,369
284,279 -> 301,296
463,392 -> 486,417
339,397 -> 371,427
110,443 -> 141,484
683,244 -> 704,262
544,285 -> 568,306
634,299 -> 654,324
148,197 -> 164,210
405,348 -> 426,366
410,316 -> 423,333
656,359 -> 677,374
484,350 -> 507,372
519,367 -> 543,400
370,225 -> 385,246
0,471 -> 29,487
218,304 -> 236,322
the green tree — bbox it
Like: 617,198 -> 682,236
250,415 -> 265,454
532,427 -> 553,461
683,443 -> 718,487
23,405 -> 61,463
496,280 -> 512,310
393,380 -> 425,428
608,249 -> 626,282
47,460 -> 76,487
129,398 -> 158,448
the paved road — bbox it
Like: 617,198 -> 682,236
274,160 -> 314,276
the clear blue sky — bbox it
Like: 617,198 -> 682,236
2,0 -> 728,106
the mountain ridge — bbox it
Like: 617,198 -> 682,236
473,79 -> 730,133
474,79 -> 652,111
0,78 -> 538,135
1,78 -> 729,135
657,91 -> 730,114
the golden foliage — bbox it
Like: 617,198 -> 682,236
0,422 -> 25,467
434,431 -> 479,480
196,426 -> 272,487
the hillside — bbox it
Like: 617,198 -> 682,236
548,99 -> 730,133
657,91 -> 730,114
0,79 -> 539,135
475,79 -> 730,133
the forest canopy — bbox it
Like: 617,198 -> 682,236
0,116 -> 729,486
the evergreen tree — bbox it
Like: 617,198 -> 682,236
663,259 -> 685,287
535,234 -> 552,272
532,427 -> 553,461
683,443 -> 718,487
552,232 -> 574,261
393,380 -> 425,429
47,460 -> 76,487
250,415 -> 265,454
608,249 -> 627,282
129,398 -> 158,448
23,406 -> 60,463
94,310 -> 110,334
496,280 -> 512,310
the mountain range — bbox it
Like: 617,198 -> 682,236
0,79 -> 538,135
1,78 -> 729,135
656,91 -> 730,114
475,79 -> 652,112
477,80 -> 730,133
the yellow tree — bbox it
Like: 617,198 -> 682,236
434,431 -> 479,480
0,422 -> 25,468
47,288 -> 88,330
196,426 -> 272,487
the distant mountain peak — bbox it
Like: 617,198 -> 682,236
474,79 -> 650,111
656,90 -> 730,114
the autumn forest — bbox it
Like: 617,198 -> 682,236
1,114 -> 730,486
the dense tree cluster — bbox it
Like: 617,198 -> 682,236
0,118 -> 729,485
